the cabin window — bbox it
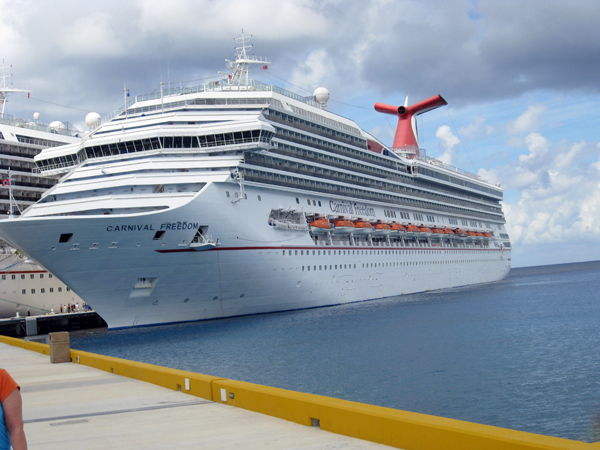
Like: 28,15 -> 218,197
21,289 -> 25,294
31,289 -> 35,294
21,274 -> 25,279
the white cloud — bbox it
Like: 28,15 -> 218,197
459,116 -> 493,139
508,104 -> 547,134
435,125 -> 460,164
59,12 -> 125,58
495,133 -> 600,251
289,49 -> 335,92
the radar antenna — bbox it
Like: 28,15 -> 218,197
222,31 -> 270,86
0,62 -> 30,116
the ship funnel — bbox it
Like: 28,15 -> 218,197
375,94 -> 447,149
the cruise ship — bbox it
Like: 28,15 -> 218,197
0,36 -> 511,329
0,64 -> 85,316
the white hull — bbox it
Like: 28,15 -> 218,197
0,183 -> 511,329
0,251 -> 84,317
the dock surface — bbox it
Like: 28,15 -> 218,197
2,343 -> 394,449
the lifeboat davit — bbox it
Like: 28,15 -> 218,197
454,228 -> 468,240
353,221 -> 373,235
419,226 -> 433,237
483,232 -> 493,240
405,224 -> 419,237
443,228 -> 455,238
373,223 -> 392,236
310,218 -> 331,234
390,222 -> 406,236
332,220 -> 355,235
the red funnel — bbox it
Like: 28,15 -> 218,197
374,95 -> 447,148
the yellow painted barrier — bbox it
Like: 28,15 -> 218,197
211,380 -> 591,450
69,349 -> 221,401
1,334 -> 594,449
0,335 -> 49,355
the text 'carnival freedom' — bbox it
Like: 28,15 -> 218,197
329,200 -> 375,217
106,222 -> 199,232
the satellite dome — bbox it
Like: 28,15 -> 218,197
85,112 -> 102,129
49,121 -> 65,130
313,87 -> 330,107
33,112 -> 40,121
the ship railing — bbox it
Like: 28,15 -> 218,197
0,114 -> 80,138
418,154 -> 482,180
103,78 -> 324,124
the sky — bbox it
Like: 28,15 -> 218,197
1,0 -> 600,268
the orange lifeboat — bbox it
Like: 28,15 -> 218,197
432,228 -> 444,237
332,220 -> 355,235
353,221 -> 373,235
474,231 -> 484,240
405,224 -> 419,237
419,226 -> 433,237
390,222 -> 406,236
483,232 -> 493,240
443,228 -> 455,238
310,218 -> 331,234
373,223 -> 392,236
454,228 -> 468,239
466,230 -> 477,239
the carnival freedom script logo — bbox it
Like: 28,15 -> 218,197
329,200 -> 376,217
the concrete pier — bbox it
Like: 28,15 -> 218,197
2,343 -> 393,449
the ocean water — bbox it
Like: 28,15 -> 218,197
71,260 -> 600,442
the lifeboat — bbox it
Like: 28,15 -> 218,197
466,230 -> 477,240
373,223 -> 391,236
353,221 -> 373,235
483,232 -> 493,241
474,231 -> 484,240
432,228 -> 444,237
443,228 -> 455,238
405,224 -> 419,237
332,220 -> 355,235
454,228 -> 468,239
309,218 -> 331,234
419,226 -> 433,237
390,222 -> 406,236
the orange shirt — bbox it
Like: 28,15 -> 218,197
0,369 -> 19,403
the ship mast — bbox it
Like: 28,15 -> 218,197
223,31 -> 270,86
0,62 -> 30,116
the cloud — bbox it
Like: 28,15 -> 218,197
488,133 -> 600,248
508,105 -> 547,134
435,125 -> 460,164
459,116 -> 493,139
58,12 -> 125,58
289,49 -> 335,92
